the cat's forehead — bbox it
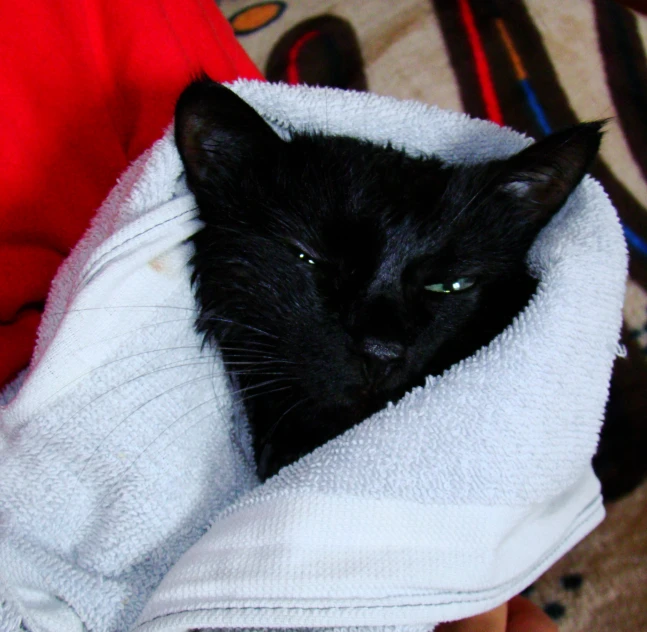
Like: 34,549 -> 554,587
290,199 -> 455,279
275,135 -> 454,223
255,134 -> 501,267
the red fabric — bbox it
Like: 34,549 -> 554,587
0,0 -> 263,387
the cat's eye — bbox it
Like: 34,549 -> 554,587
283,239 -> 319,265
424,277 -> 475,293
298,252 -> 316,265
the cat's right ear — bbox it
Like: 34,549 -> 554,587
494,121 -> 604,225
175,78 -> 282,189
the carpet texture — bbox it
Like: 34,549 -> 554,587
218,1 -> 647,630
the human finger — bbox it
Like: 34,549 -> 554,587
435,602 -> 508,632
507,595 -> 558,632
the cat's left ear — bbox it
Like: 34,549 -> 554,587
175,78 -> 283,190
496,121 -> 604,223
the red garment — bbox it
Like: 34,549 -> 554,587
0,0 -> 263,387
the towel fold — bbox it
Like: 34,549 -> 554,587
0,81 -> 627,632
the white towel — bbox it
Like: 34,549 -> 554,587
0,81 -> 627,632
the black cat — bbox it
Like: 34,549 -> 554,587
175,79 -> 602,480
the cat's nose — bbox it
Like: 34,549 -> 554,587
359,337 -> 405,383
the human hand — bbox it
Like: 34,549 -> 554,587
436,595 -> 558,632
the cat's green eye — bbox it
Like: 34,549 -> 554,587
283,239 -> 319,265
424,277 -> 475,293
298,252 -> 316,265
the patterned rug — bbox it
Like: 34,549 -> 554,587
219,1 -> 647,629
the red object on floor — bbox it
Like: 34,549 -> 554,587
0,0 -> 263,388
458,0 -> 503,126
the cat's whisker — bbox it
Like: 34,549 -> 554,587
229,373 -> 299,383
33,357 -> 222,459
225,339 -> 275,349
256,396 -> 309,457
216,346 -> 283,356
46,316 -> 200,360
76,371 -> 223,478
228,378 -> 295,397
43,307 -> 199,349
223,358 -> 297,369
67,396 -> 225,545
209,332 -> 276,350
226,366 -> 297,375
222,352 -> 290,361
47,304 -> 197,316
233,385 -> 294,408
224,361 -> 287,367
442,168 -> 504,229
201,315 -> 279,340
57,348 -> 288,417
77,345 -> 207,373
10,345 -> 210,418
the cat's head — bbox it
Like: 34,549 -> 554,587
175,79 -> 602,479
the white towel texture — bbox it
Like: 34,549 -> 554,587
0,81 -> 627,632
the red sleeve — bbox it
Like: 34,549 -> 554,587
0,0 -> 263,387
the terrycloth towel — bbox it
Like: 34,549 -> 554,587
0,81 -> 627,632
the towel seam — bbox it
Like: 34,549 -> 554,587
79,207 -> 195,289
140,492 -> 601,623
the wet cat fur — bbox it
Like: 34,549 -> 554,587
175,80 -> 602,480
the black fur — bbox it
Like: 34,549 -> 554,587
176,79 -> 602,480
